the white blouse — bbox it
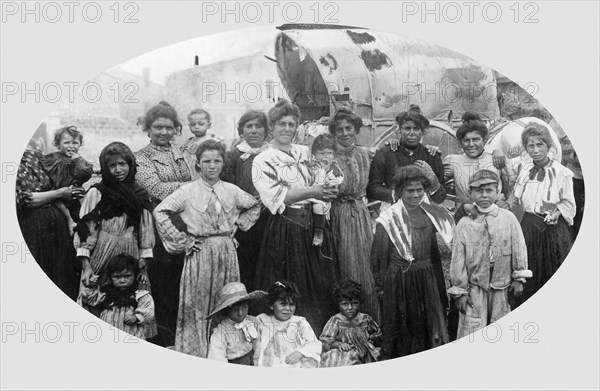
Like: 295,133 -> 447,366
252,144 -> 315,214
513,160 -> 576,225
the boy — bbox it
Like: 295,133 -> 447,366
181,108 -> 213,180
309,134 -> 344,246
448,169 -> 531,337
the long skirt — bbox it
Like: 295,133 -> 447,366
515,213 -> 572,307
175,235 -> 240,357
18,205 -> 78,300
381,258 -> 449,359
235,209 -> 269,292
147,227 -> 184,347
76,227 -> 157,339
254,207 -> 339,336
331,198 -> 380,323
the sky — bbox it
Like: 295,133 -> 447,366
114,25 -> 279,85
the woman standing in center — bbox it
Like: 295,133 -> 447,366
370,165 -> 454,359
252,100 -> 340,336
328,107 -> 380,322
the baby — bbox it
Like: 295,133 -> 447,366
309,134 -> 344,246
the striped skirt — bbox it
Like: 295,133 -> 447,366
174,235 -> 240,357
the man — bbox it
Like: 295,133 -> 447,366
367,110 -> 446,205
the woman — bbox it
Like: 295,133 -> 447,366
509,123 -> 575,306
252,100 -> 340,336
370,165 -> 454,359
221,110 -> 270,292
135,102 -> 192,346
16,146 -> 81,300
328,107 -> 380,322
154,140 -> 261,357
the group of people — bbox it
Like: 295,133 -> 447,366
15,99 -> 578,367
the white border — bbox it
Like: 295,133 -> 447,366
1,1 -> 598,389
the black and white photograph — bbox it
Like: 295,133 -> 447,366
1,1 -> 598,389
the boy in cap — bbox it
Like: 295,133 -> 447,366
448,170 -> 532,337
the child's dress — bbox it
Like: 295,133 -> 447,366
309,159 -> 345,215
255,314 -> 322,368
319,312 -> 382,366
207,315 -> 261,365
153,178 -> 261,357
81,285 -> 155,340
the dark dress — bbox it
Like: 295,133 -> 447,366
221,146 -> 269,292
252,145 -> 339,336
135,143 -> 192,347
371,207 -> 449,359
16,150 -> 79,300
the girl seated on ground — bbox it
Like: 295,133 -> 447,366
319,279 -> 382,366
255,281 -> 322,368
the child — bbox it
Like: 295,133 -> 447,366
41,126 -> 93,229
74,142 -> 156,338
154,140 -> 261,357
81,253 -> 155,340
206,282 -> 267,365
255,281 -> 322,368
309,134 -> 344,246
448,170 -> 531,338
181,108 -> 213,180
319,279 -> 382,366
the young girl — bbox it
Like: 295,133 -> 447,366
319,279 -> 382,366
206,282 -> 266,365
154,139 -> 261,358
82,253 -> 155,340
309,134 -> 344,246
255,281 -> 322,368
41,126 -> 92,228
508,123 -> 575,307
74,142 -> 156,337
181,108 -> 213,180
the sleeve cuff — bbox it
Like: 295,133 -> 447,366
512,270 -> 532,280
447,286 -> 469,298
76,248 -> 90,258
139,248 -> 153,259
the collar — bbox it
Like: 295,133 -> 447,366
149,143 -> 184,159
397,143 -> 423,157
183,179 -> 235,213
335,143 -> 356,155
475,203 -> 499,217
236,140 -> 269,155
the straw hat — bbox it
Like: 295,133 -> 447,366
206,282 -> 267,319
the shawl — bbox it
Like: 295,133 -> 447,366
375,196 -> 454,265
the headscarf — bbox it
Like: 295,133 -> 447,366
75,142 -> 152,242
